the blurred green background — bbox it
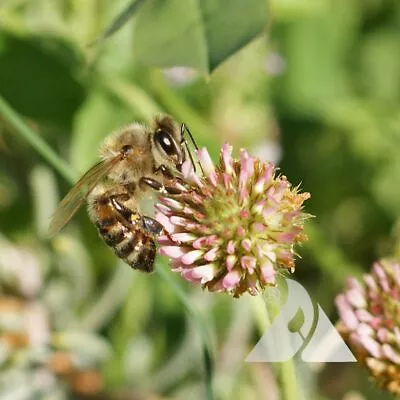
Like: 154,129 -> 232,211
0,0 -> 399,399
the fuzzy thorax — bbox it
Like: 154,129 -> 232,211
98,115 -> 184,184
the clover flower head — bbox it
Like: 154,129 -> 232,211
336,258 -> 400,395
156,144 -> 310,297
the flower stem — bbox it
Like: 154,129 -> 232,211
266,288 -> 299,400
0,96 -> 76,184
156,266 -> 215,400
280,359 -> 298,400
253,283 -> 299,400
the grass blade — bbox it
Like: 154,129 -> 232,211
0,95 -> 76,184
90,0 -> 147,46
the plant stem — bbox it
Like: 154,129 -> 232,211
280,359 -> 298,400
0,96 -> 76,184
156,266 -> 215,400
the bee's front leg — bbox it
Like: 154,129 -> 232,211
139,177 -> 182,195
154,164 -> 175,179
154,164 -> 189,190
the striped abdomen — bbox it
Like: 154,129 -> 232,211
89,192 -> 161,272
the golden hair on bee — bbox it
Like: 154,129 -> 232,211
99,122 -> 153,184
49,114 -> 195,273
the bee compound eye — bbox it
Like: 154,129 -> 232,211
121,145 -> 132,156
155,130 -> 177,156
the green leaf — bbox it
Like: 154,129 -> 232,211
0,32 -> 85,126
133,0 -> 268,73
287,308 -> 305,334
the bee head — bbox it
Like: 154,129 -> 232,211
151,115 -> 186,171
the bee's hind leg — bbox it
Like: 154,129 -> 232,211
141,216 -> 176,244
141,216 -> 164,236
110,195 -> 136,222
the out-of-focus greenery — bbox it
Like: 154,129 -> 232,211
0,0 -> 399,399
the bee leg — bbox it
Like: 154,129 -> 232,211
140,177 -> 182,195
142,216 -> 175,244
110,195 -> 169,237
154,164 -> 174,179
155,165 -> 188,187
110,195 -> 140,226
141,216 -> 164,236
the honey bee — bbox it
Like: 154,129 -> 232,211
49,115 -> 197,272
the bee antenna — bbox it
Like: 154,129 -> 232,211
183,124 -> 199,151
180,123 -> 197,172
181,123 -> 204,176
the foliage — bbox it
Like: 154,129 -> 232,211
0,0 -> 400,399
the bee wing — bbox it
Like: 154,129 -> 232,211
49,156 -> 120,236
